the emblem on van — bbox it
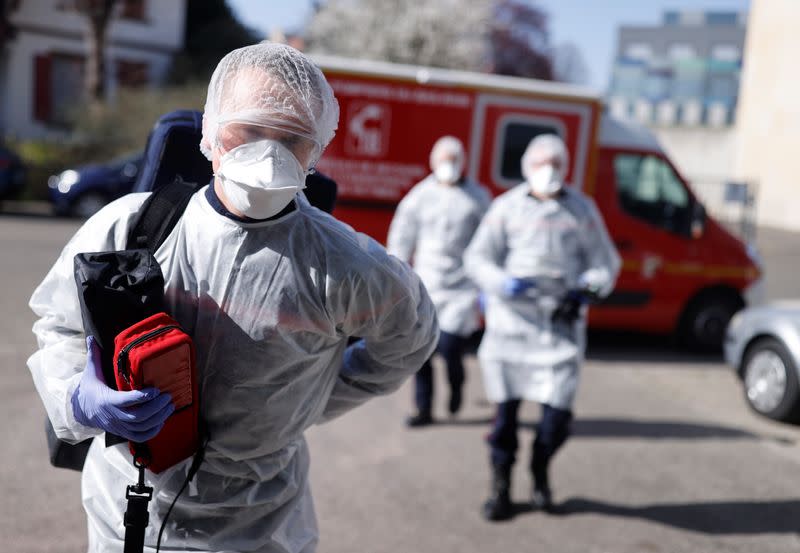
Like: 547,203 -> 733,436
345,102 -> 391,157
642,254 -> 663,280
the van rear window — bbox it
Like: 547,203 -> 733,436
498,121 -> 562,183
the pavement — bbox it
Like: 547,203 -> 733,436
2,213 -> 800,552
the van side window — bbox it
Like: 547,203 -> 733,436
498,121 -> 561,183
614,154 -> 692,236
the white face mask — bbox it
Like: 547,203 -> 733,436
527,164 -> 563,197
433,160 -> 463,185
216,139 -> 307,219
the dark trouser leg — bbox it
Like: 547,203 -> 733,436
531,403 -> 573,491
437,331 -> 466,414
483,399 -> 521,521
487,399 -> 522,468
413,357 -> 434,414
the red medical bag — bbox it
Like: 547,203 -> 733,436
113,312 -> 199,473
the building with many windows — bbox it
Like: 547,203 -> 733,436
0,0 -> 186,139
608,11 -> 746,128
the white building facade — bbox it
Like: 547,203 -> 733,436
0,0 -> 186,139
734,0 -> 800,231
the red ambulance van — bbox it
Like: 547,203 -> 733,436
313,55 -> 763,349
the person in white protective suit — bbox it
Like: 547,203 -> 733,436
387,136 -> 491,427
27,42 -> 439,553
464,134 -> 620,521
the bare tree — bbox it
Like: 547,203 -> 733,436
552,41 -> 590,85
306,0 -> 493,71
488,0 -> 553,79
306,0 -> 561,81
76,0 -> 118,103
0,0 -> 18,48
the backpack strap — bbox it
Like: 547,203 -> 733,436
126,177 -> 202,253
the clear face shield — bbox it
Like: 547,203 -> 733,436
213,117 -> 323,171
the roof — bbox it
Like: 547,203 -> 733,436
598,115 -> 664,153
310,54 -> 602,103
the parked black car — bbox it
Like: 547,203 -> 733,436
48,152 -> 143,217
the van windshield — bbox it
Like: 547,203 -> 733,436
614,153 -> 692,236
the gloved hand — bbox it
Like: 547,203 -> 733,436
503,278 -> 536,298
551,290 -> 586,325
71,336 -> 174,442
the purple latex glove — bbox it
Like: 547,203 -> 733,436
71,336 -> 174,442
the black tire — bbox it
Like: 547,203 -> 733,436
679,292 -> 743,352
741,338 -> 800,423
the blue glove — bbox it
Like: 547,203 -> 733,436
71,335 -> 174,442
477,292 -> 487,314
503,277 -> 536,298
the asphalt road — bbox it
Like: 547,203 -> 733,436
3,214 -> 800,552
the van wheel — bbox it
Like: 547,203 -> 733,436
742,338 -> 800,422
71,192 -> 108,218
679,292 -> 743,351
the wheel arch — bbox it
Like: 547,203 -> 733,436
677,284 -> 745,331
676,284 -> 746,350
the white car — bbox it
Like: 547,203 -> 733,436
725,302 -> 800,423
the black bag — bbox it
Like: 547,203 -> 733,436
45,178 -> 202,470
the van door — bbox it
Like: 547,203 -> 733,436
591,148 -> 703,333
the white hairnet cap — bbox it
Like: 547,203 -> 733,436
521,134 -> 569,180
201,42 -> 339,164
429,136 -> 465,170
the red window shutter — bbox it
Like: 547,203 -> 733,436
116,59 -> 149,88
33,54 -> 52,123
121,0 -> 145,20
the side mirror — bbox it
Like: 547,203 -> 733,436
691,201 -> 706,239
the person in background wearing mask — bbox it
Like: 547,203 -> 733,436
28,42 -> 438,552
464,134 -> 620,521
388,136 -> 491,427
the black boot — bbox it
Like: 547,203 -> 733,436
532,484 -> 553,512
447,388 -> 463,415
531,444 -> 554,512
482,463 -> 514,521
405,410 -> 433,428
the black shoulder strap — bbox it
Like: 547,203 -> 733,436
126,177 -> 202,252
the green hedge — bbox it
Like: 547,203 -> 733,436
11,141 -> 73,201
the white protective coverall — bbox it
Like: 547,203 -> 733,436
464,183 -> 620,409
28,187 -> 438,552
30,40 -> 439,553
387,174 -> 491,337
